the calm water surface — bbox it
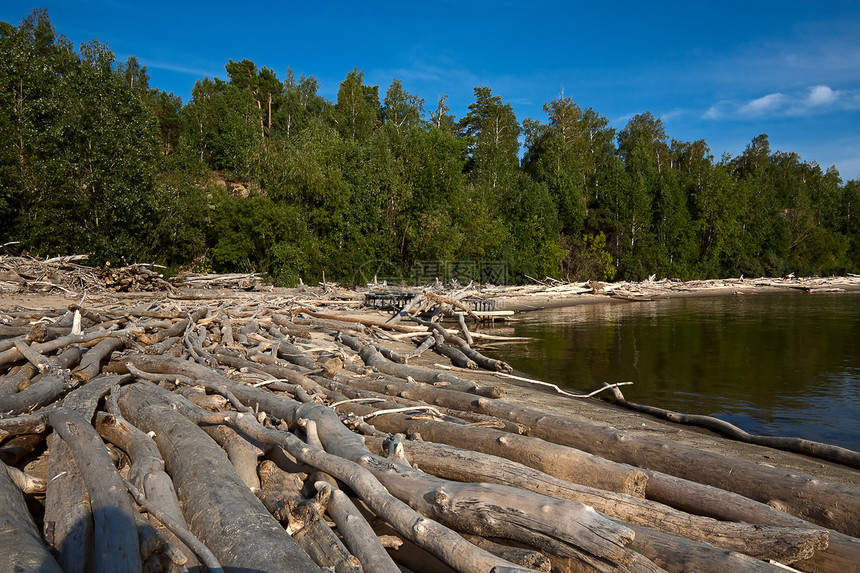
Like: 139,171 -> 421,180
484,292 -> 860,451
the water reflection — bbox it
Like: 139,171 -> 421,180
485,292 -> 860,451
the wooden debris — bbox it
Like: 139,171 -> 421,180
0,286 -> 858,573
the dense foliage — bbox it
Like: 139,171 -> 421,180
2,10 -> 858,284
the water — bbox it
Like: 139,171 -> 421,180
483,292 -> 860,451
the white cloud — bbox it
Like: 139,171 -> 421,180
704,84 -> 859,120
738,93 -> 786,116
806,85 -> 839,106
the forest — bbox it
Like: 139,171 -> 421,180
2,9 -> 859,285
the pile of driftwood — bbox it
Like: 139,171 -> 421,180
1,299 -> 860,573
169,272 -> 265,291
0,255 -> 173,294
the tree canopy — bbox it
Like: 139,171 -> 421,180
1,9 -> 857,284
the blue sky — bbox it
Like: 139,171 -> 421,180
3,1 -> 860,179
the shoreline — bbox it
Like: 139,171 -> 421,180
2,273 -> 859,488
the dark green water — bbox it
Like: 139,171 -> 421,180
484,292 -> 860,451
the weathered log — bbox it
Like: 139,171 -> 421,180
371,340 -> 408,364
122,477 -> 220,573
0,459 -> 63,573
404,333 -> 435,361
0,432 -> 45,466
44,433 -> 92,573
432,332 -> 478,368
72,337 -> 125,382
0,411 -> 50,441
94,406 -> 200,570
281,490 -> 363,573
202,424 -> 263,490
0,328 -> 126,367
414,317 -> 512,372
0,372 -> 71,415
209,385 -> 648,571
0,363 -> 36,397
353,372 -> 860,537
293,307 -> 418,333
605,385 -> 860,469
48,407 -> 143,573
117,383 -> 322,572
61,373 -> 134,421
365,436 -> 828,565
316,481 -> 401,573
620,521 -> 800,573
460,535 -> 551,572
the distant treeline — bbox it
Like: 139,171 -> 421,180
2,10 -> 858,284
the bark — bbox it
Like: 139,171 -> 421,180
0,460 -> 63,573
117,383 -> 322,573
48,407 -> 143,573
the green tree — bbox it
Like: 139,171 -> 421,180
331,68 -> 380,141
273,68 -> 326,141
382,78 -> 424,130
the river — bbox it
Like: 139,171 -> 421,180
483,291 -> 860,451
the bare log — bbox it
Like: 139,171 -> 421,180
0,364 -> 36,397
352,372 -> 860,537
605,385 -> 860,469
413,317 -> 512,372
432,333 -> 478,369
122,477 -> 222,573
94,406 -> 200,570
0,459 -> 63,573
43,434 -> 92,573
330,375 -> 648,497
0,432 -> 45,466
72,337 -> 125,382
48,407 -> 142,573
316,481 -> 401,573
